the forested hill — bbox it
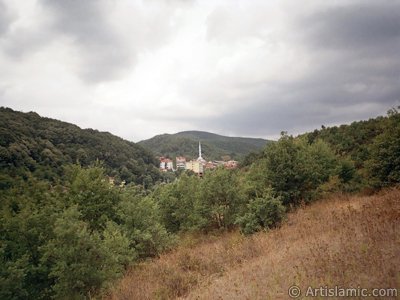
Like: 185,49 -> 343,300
139,130 -> 270,161
303,108 -> 400,175
0,107 -> 161,187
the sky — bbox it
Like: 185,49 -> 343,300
0,0 -> 399,142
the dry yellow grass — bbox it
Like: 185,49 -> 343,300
108,188 -> 400,300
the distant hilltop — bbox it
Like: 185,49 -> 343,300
138,130 -> 271,161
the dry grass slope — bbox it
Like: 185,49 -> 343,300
109,189 -> 400,300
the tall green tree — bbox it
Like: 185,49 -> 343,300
0,177 -> 60,299
261,133 -> 337,206
65,164 -> 121,231
118,186 -> 174,258
153,174 -> 209,232
367,109 -> 400,187
200,168 -> 245,229
41,207 -> 133,299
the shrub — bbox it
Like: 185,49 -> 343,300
236,190 -> 285,235
261,134 -> 337,206
41,207 -> 134,299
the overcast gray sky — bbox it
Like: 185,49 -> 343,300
0,0 -> 399,141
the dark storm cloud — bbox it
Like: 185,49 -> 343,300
39,0 -> 134,83
211,83 -> 399,138
200,81 -> 399,138
300,1 -> 400,52
195,1 -> 400,138
0,0 -> 14,36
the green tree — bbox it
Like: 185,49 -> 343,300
65,164 -> 121,231
235,189 -> 285,235
261,133 -> 337,206
41,207 -> 133,299
0,177 -> 60,299
337,158 -> 356,184
0,251 -> 30,300
367,110 -> 400,187
200,168 -> 245,229
153,173 -> 209,232
118,186 -> 174,258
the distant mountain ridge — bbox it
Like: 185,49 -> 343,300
139,130 -> 271,161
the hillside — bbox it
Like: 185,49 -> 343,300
139,130 -> 270,161
0,107 -> 161,187
303,115 -> 391,169
1,109 -> 399,299
109,189 -> 400,299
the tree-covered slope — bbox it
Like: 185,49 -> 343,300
244,108 -> 400,193
0,107 -> 161,187
303,108 -> 400,171
139,130 -> 270,161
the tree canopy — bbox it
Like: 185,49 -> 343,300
0,107 -> 162,188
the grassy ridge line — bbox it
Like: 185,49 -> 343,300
138,130 -> 270,161
109,188 -> 400,299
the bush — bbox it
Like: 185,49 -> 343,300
41,207 -> 134,299
236,190 -> 285,235
119,187 -> 175,258
260,134 -> 337,206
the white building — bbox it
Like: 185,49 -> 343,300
159,157 -> 174,171
176,156 -> 186,169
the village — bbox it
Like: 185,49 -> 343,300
159,142 -> 238,175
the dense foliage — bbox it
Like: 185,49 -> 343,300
139,130 -> 270,161
0,165 -> 173,299
366,109 -> 400,187
0,107 -> 161,187
303,107 -> 400,189
1,108 -> 399,298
